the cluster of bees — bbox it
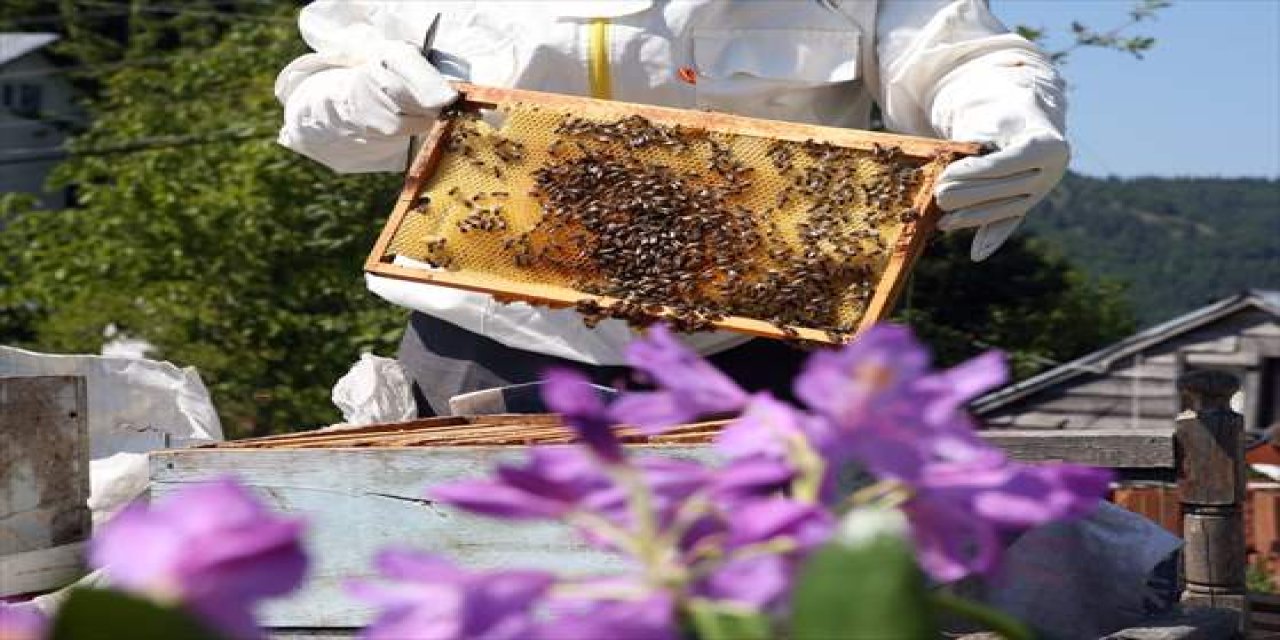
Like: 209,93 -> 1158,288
443,112 -> 526,179
418,109 -> 926,340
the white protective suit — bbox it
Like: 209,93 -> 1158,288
276,0 -> 1069,366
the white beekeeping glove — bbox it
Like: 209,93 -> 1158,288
924,39 -> 1071,262
277,40 -> 458,173
934,129 -> 1070,261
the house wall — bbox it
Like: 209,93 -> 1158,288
981,307 -> 1280,433
0,51 -> 79,210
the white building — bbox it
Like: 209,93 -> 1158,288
1,32 -> 81,210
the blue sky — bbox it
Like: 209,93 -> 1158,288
992,0 -> 1280,178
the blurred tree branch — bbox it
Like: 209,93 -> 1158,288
1015,0 -> 1171,63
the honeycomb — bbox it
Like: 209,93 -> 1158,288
381,100 -> 948,341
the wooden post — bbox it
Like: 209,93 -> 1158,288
0,375 -> 91,596
1176,369 -> 1249,630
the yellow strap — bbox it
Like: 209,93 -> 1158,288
587,18 -> 613,100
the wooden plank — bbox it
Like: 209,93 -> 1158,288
364,116 -> 455,275
1094,606 -> 1241,640
857,153 -> 952,334
982,412 -> 1177,431
455,82 -> 981,159
367,262 -> 846,343
1,376 -> 90,561
1038,377 -> 1177,397
979,428 -> 1174,468
0,542 -> 86,597
1010,393 -> 1179,417
1253,488 -> 1280,556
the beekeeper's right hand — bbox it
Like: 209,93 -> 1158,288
276,41 -> 457,173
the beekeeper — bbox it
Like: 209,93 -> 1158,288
275,0 -> 1069,416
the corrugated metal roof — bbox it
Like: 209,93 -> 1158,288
0,32 -> 59,68
973,289 -> 1280,415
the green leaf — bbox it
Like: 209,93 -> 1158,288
790,508 -> 937,640
50,589 -> 224,640
687,598 -> 772,640
930,592 -> 1033,640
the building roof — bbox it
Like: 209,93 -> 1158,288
0,32 -> 59,68
973,289 -> 1280,415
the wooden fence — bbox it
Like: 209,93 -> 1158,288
1113,484 -> 1280,573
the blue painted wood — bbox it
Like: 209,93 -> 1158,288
150,429 -> 1175,628
149,445 -> 715,627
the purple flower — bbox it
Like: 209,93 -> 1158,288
924,461 -> 1114,531
89,477 -> 307,640
903,496 -> 1002,582
794,325 -> 930,429
349,550 -> 552,640
541,368 -> 624,463
610,325 -> 749,433
894,451 -> 1112,581
696,554 -> 792,609
794,326 -> 1007,463
716,393 -> 832,461
724,498 -> 833,551
580,457 -> 712,538
793,324 -> 1110,581
536,594 -> 677,640
711,456 -> 797,502
429,447 -> 609,520
0,603 -> 47,640
687,499 -> 833,609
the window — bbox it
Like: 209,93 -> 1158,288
1262,358 -> 1280,434
1,82 -> 44,117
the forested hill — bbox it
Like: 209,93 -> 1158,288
1025,173 -> 1280,324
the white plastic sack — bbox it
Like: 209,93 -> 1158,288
1,346 -> 223,523
330,353 -> 416,426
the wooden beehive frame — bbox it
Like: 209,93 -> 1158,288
366,83 -> 981,343
196,414 -> 725,449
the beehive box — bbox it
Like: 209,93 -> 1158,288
151,415 -> 723,628
149,417 -> 1169,630
367,84 -> 980,343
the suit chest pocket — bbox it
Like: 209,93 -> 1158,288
691,29 -> 861,123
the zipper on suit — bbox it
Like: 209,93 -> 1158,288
588,18 -> 613,100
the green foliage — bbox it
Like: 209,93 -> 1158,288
899,232 -> 1137,379
1247,556 -> 1277,594
686,599 -> 772,640
791,510 -> 939,640
1026,173 -> 1280,325
0,6 -> 405,437
1014,0 -> 1170,63
51,589 -> 221,640
930,591 -> 1033,640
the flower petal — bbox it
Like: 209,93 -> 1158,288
794,324 -> 929,428
541,368 -> 623,463
0,603 -> 47,640
429,480 -> 573,519
621,325 -> 748,431
537,594 -> 677,640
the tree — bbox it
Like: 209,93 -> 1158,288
1,5 -> 405,437
894,232 -> 1135,379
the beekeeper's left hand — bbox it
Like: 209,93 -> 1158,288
934,129 -> 1070,262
